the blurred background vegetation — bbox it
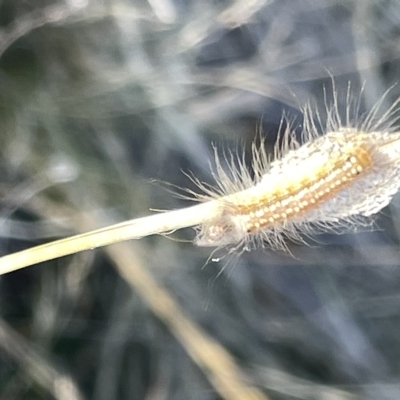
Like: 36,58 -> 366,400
0,0 -> 400,399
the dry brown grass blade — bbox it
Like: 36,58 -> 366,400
81,214 -> 269,400
0,319 -> 85,400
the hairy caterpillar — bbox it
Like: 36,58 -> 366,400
191,84 -> 400,253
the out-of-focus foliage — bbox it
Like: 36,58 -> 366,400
0,0 -> 400,399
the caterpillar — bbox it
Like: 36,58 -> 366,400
191,84 -> 400,253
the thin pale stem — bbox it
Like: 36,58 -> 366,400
0,201 -> 221,275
